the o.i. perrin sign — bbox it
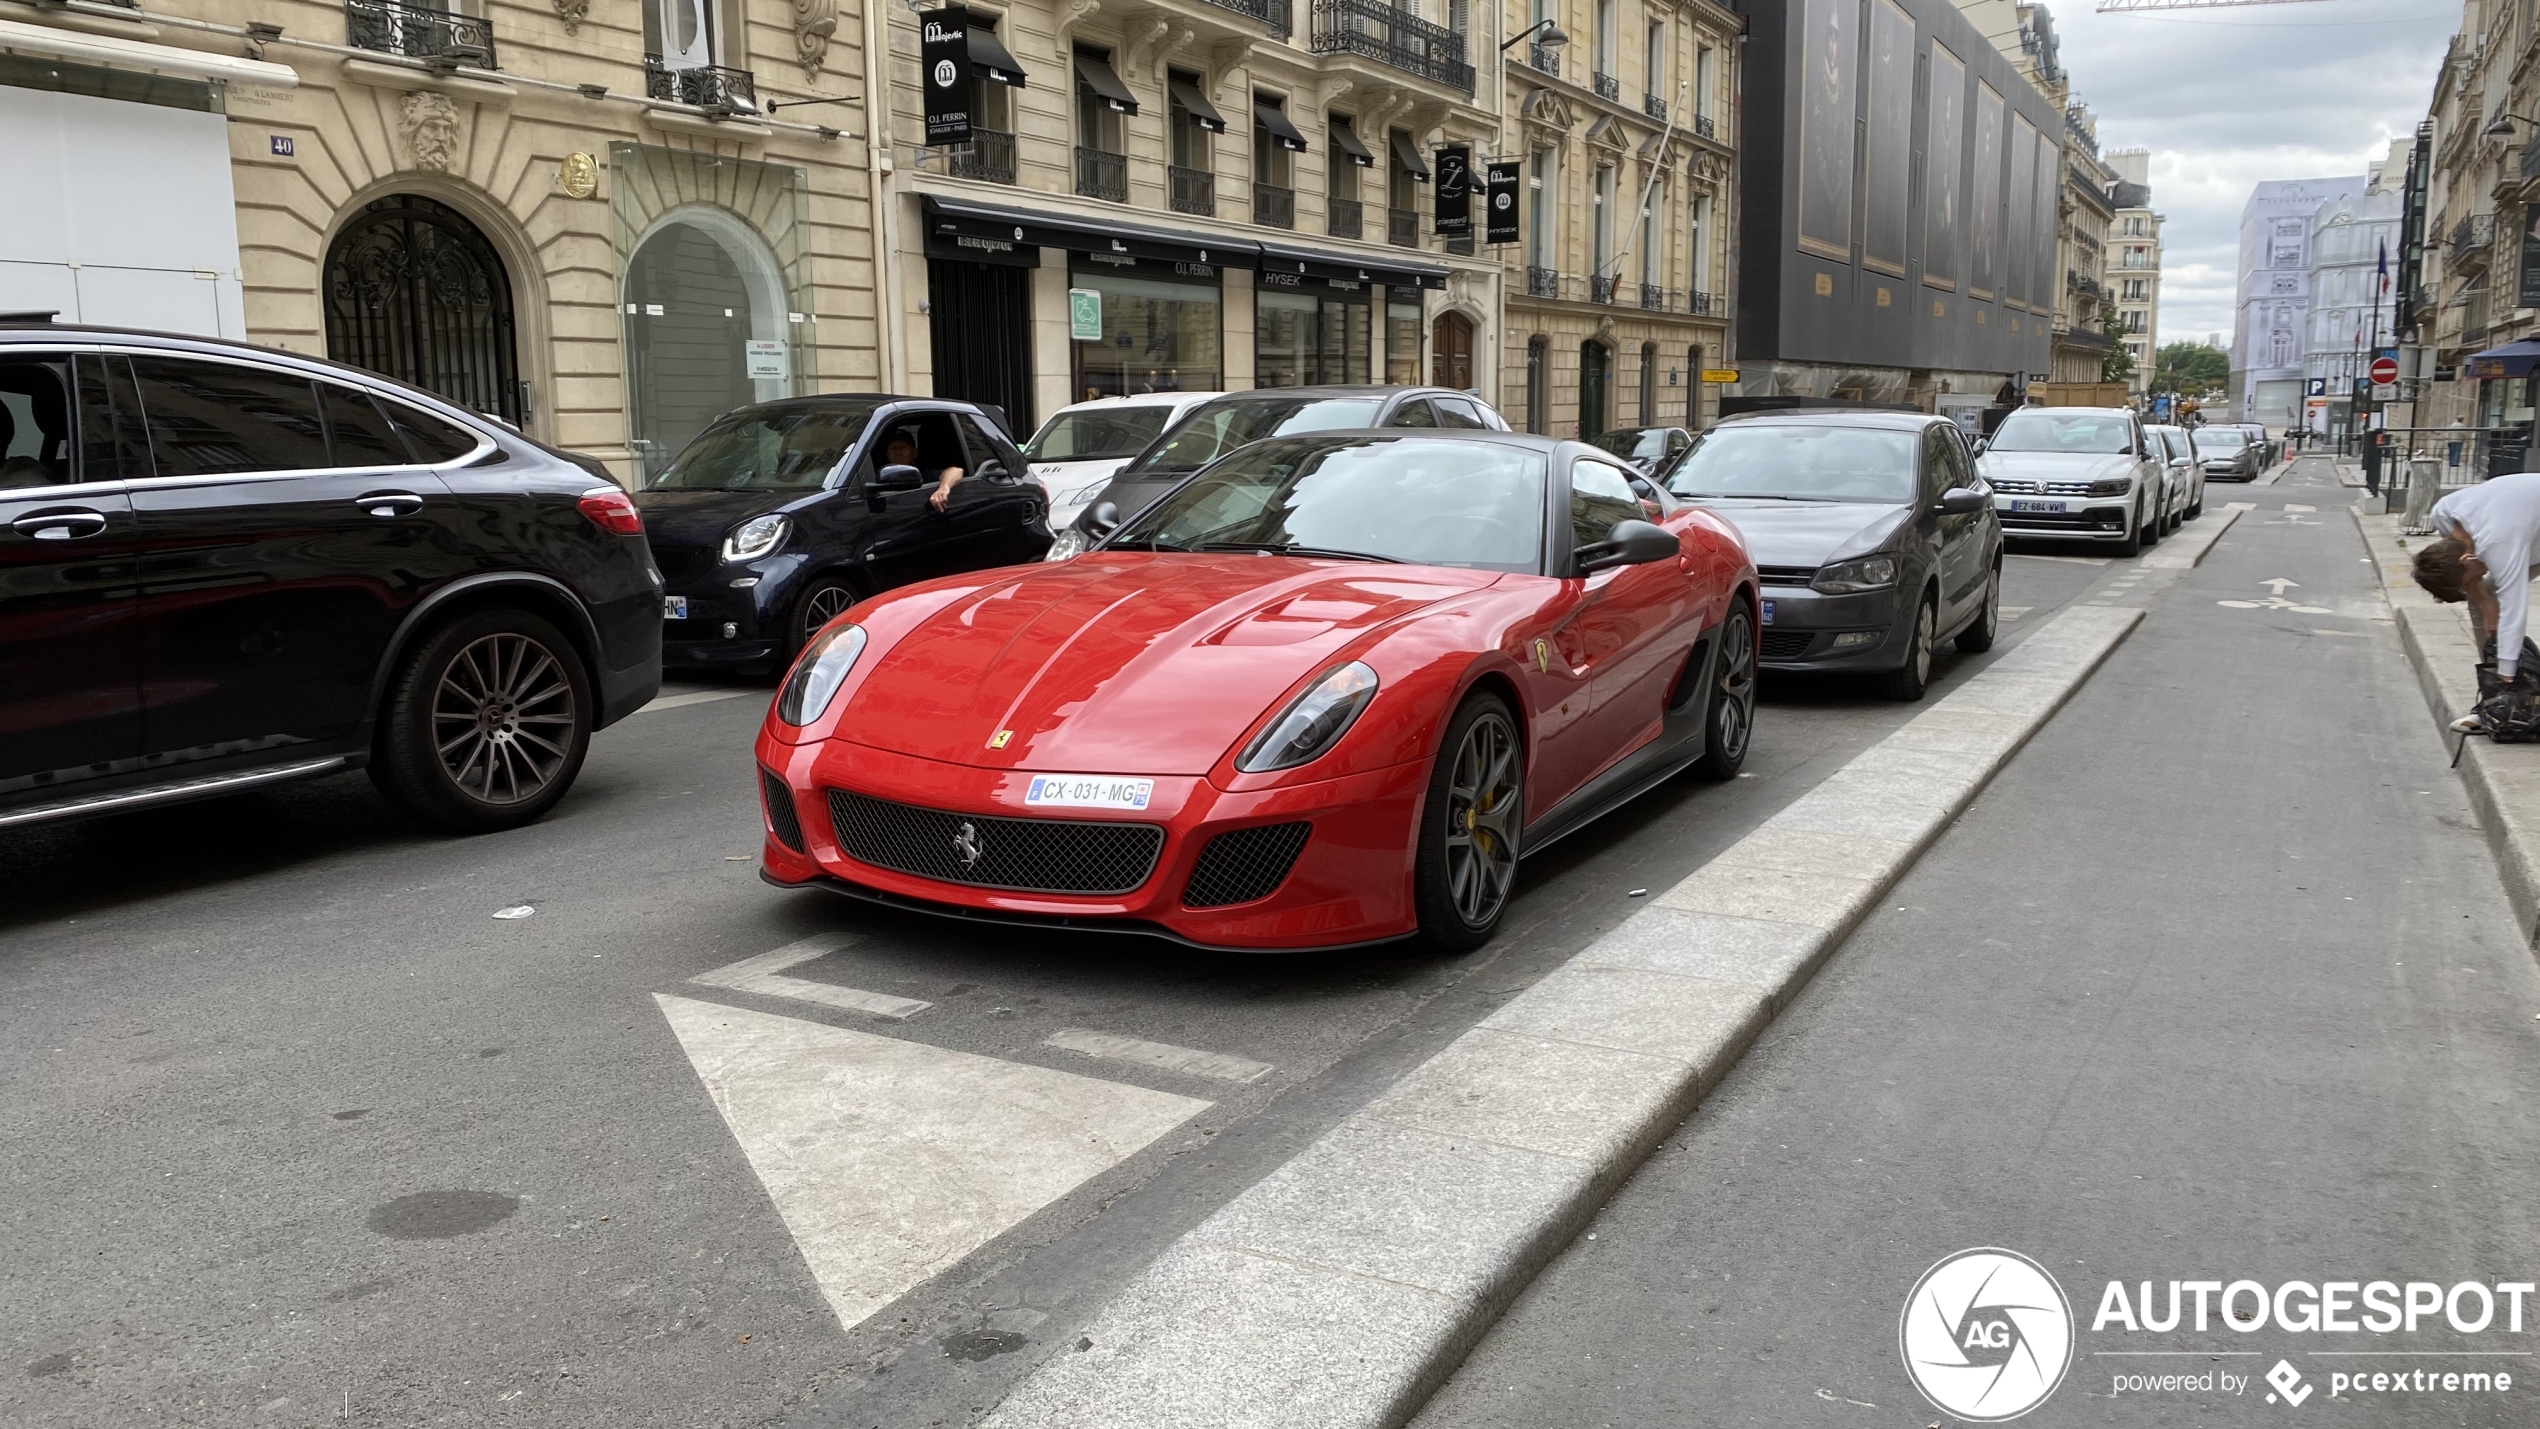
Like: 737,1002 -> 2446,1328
920,6 -> 973,146
1435,145 -> 1473,238
1484,161 -> 1521,245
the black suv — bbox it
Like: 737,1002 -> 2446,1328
634,395 -> 1050,671
0,323 -> 662,834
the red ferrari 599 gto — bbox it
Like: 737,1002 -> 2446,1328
755,429 -> 1760,951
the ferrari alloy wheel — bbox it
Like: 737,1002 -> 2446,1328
373,608 -> 592,832
1881,594 -> 1936,702
1414,694 -> 1523,953
1694,603 -> 1757,780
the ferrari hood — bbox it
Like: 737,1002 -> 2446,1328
841,554 -> 1497,775
1699,499 -> 1909,569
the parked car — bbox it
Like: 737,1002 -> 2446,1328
634,396 -> 1050,672
1667,410 -> 2000,700
760,428 -> 1757,951
2234,422 -> 2276,467
1977,406 -> 2168,555
1042,385 -> 1510,560
2193,424 -> 2261,483
2146,423 -> 2207,521
1023,392 -> 1220,533
1591,425 -> 1697,483
0,321 -> 661,833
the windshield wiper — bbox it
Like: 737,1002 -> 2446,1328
1198,541 -> 1401,563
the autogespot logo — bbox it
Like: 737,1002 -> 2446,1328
1900,1248 -> 2076,1421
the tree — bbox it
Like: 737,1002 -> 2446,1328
2101,309 -> 2136,383
2154,341 -> 2228,394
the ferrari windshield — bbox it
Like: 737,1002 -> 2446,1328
1025,406 -> 1176,462
646,407 -> 874,490
1666,425 -> 1917,503
1988,411 -> 2133,454
1108,435 -> 1545,572
1126,397 -> 1384,476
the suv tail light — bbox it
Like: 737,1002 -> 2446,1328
578,487 -> 643,536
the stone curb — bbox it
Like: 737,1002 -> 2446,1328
2352,507 -> 2540,944
2141,501 -> 2247,569
979,604 -> 2147,1429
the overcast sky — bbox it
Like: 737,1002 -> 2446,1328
2039,0 -> 2456,350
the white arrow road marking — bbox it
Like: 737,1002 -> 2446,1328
2261,578 -> 2300,594
1044,1028 -> 1275,1084
691,934 -> 931,1020
2218,597 -> 2333,614
656,995 -> 1211,1333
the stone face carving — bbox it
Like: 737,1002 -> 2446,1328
553,0 -> 588,33
400,91 -> 462,173
793,0 -> 838,76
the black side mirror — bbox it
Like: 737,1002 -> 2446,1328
1937,487 -> 1988,515
1088,500 -> 1122,536
1575,518 -> 1678,575
873,463 -> 927,493
976,458 -> 1010,481
1969,436 -> 1989,457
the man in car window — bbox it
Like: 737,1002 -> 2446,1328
884,430 -> 965,512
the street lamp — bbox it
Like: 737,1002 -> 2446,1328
2483,112 -> 2540,139
1502,17 -> 1570,51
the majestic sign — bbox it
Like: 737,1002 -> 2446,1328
919,6 -> 973,145
1483,161 -> 1520,246
1434,145 -> 1472,238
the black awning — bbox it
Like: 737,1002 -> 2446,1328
968,23 -> 1026,86
1388,130 -> 1429,180
1256,241 -> 1449,291
1328,118 -> 1375,168
1168,77 -> 1226,133
1255,99 -> 1306,153
1074,52 -> 1137,114
924,195 -> 1259,268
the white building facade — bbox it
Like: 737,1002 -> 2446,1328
2105,146 -> 2158,399
2230,175 -> 2366,427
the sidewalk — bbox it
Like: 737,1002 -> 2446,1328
2355,504 -> 2540,943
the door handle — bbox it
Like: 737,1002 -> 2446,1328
356,490 -> 425,518
11,509 -> 108,541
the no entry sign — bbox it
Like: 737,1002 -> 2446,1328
2369,355 -> 2400,385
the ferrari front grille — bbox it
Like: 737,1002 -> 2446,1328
1182,822 -> 1312,908
762,768 -> 805,853
824,789 -> 1164,895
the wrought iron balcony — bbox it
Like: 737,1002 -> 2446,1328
1526,265 -> 1562,299
1639,282 -> 1667,310
2452,212 -> 2496,259
1592,71 -> 1619,101
1387,206 -> 1417,247
1254,182 -> 1296,229
1527,42 -> 1561,75
645,57 -> 756,112
348,0 -> 497,67
1689,290 -> 1719,317
1170,165 -> 1215,216
1589,275 -> 1618,304
948,128 -> 1015,184
1310,0 -> 1474,95
1193,0 -> 1293,37
1327,196 -> 1364,239
1077,146 -> 1128,203
1642,93 -> 1667,122
1693,114 -> 1715,140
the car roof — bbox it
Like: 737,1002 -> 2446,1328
1713,409 -> 1947,432
2017,406 -> 2136,416
1052,392 -> 1223,414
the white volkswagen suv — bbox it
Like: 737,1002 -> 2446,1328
1977,406 -> 2168,556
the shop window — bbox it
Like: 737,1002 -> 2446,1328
1257,289 -> 1369,387
1385,296 -> 1423,385
1070,267 -> 1222,401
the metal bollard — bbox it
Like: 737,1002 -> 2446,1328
2404,455 -> 2441,533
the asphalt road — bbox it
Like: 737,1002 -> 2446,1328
1414,470 -> 2540,1426
4,534 -> 2132,1428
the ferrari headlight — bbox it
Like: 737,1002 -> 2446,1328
776,623 -> 867,726
1045,526 -> 1092,562
1238,662 -> 1379,773
723,513 -> 790,562
1811,555 -> 1897,594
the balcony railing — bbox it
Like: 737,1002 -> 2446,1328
1169,165 -> 1215,216
1592,71 -> 1619,101
1387,206 -> 1417,247
1526,265 -> 1562,298
1077,147 -> 1128,203
1194,0 -> 1293,37
347,0 -> 497,67
1310,0 -> 1475,95
1642,93 -> 1667,122
1327,196 -> 1364,239
1527,42 -> 1561,75
1639,282 -> 1667,310
1693,114 -> 1715,140
645,57 -> 756,112
948,128 -> 1015,184
1254,182 -> 1295,229
1689,290 -> 1720,317
1589,274 -> 1618,304
2453,212 -> 2496,259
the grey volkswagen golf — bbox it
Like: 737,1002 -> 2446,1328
1663,410 -> 2002,701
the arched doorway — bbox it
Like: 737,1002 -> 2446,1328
1432,310 -> 1474,391
623,206 -> 792,483
1525,335 -> 1548,434
1638,341 -> 1657,426
324,194 -> 520,421
1578,339 -> 1610,439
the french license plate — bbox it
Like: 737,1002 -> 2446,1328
2009,499 -> 2066,513
663,596 -> 688,620
1760,599 -> 1775,626
1024,774 -> 1155,811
